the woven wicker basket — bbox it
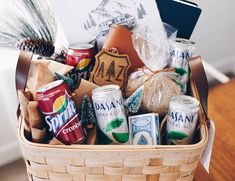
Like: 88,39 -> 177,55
16,53 -> 209,181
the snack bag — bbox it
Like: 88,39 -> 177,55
126,68 -> 181,116
132,20 -> 177,71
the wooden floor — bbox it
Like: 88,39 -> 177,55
208,79 -> 235,180
1,80 -> 235,181
0,159 -> 27,181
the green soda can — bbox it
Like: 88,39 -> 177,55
92,85 -> 129,144
167,95 -> 199,145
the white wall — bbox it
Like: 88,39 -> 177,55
0,48 -> 22,166
192,0 -> 235,73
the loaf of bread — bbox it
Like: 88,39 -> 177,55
126,70 -> 181,115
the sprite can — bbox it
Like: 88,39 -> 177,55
37,80 -> 86,144
92,85 -> 129,144
167,95 -> 199,145
66,44 -> 96,80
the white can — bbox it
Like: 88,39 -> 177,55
167,95 -> 199,145
170,38 -> 195,70
170,38 -> 196,93
92,85 -> 129,144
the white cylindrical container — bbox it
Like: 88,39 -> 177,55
167,95 -> 199,145
92,85 -> 129,144
170,38 -> 196,93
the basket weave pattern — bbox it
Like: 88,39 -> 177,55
19,116 -> 207,181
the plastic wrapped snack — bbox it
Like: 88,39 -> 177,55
132,20 -> 168,71
132,19 -> 178,71
163,22 -> 178,39
125,70 -> 149,96
126,69 -> 181,115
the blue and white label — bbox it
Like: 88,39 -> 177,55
129,113 -> 160,145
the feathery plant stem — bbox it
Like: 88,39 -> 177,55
0,0 -> 56,57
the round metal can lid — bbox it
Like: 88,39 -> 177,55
37,80 -> 63,93
68,43 -> 94,50
92,84 -> 121,97
175,38 -> 195,45
170,95 -> 199,110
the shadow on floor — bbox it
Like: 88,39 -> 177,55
0,159 -> 28,181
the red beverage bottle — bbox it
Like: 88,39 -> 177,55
37,80 -> 86,144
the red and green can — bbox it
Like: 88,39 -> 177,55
66,44 -> 96,80
37,80 -> 86,144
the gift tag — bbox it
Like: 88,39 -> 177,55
90,49 -> 131,90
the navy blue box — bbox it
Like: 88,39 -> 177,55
156,0 -> 202,39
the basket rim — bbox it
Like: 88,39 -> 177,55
18,115 -> 208,152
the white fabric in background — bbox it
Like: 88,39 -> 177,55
0,48 -> 19,132
0,48 -> 22,166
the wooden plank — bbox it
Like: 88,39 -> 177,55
207,79 -> 235,180
194,162 -> 211,181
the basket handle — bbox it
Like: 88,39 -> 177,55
188,56 -> 208,114
15,51 -> 33,117
15,51 -> 33,91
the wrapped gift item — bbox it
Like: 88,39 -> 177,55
18,90 -> 31,136
18,90 -> 48,143
103,25 -> 144,73
73,79 -> 99,109
26,59 -> 73,100
126,68 -> 181,115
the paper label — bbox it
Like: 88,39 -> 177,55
129,113 -> 160,145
